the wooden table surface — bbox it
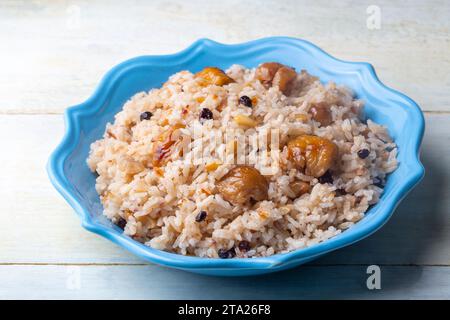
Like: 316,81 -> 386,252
1,0 -> 449,299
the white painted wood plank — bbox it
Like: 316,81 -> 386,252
0,115 -> 142,264
0,265 -> 448,299
0,0 -> 449,113
0,114 -> 448,266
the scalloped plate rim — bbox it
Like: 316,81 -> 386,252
47,37 -> 425,273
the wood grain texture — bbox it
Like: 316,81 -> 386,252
0,0 -> 449,113
1,265 -> 449,299
0,114 -> 448,266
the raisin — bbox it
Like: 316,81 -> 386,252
318,170 -> 334,184
140,111 -> 153,121
116,218 -> 126,230
238,241 -> 251,252
195,211 -> 207,222
239,95 -> 252,108
218,248 -> 236,259
199,108 -> 213,122
357,149 -> 370,159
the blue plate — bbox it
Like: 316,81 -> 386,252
47,37 -> 425,276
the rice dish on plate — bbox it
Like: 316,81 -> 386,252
87,62 -> 397,258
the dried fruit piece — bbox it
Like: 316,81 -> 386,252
195,67 -> 235,86
287,135 -> 338,177
217,166 -> 269,205
310,102 -> 332,127
140,111 -> 153,121
318,170 -> 334,184
272,66 -> 297,95
195,211 -> 207,222
255,62 -> 284,84
239,95 -> 252,108
199,108 -> 214,122
357,148 -> 370,159
116,217 -> 127,230
255,62 -> 296,95
218,248 -> 236,259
